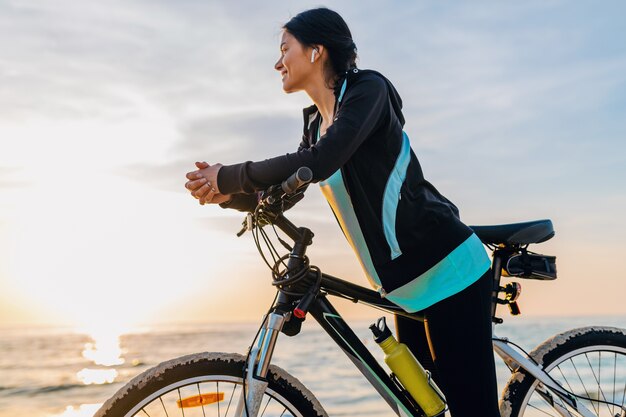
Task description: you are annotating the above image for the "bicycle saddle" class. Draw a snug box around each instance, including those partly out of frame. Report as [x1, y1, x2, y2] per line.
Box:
[469, 219, 554, 245]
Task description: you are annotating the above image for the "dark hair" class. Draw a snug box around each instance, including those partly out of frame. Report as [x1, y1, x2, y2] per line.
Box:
[283, 8, 358, 88]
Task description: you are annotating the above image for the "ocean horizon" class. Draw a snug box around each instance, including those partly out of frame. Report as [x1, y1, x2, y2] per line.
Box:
[1, 314, 624, 417]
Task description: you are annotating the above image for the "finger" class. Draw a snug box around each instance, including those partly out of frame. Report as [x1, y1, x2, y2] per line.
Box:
[201, 191, 227, 205]
[186, 171, 204, 180]
[186, 178, 208, 191]
[195, 161, 209, 169]
[199, 188, 216, 204]
[193, 183, 214, 199]
[186, 179, 207, 191]
[199, 186, 217, 204]
[192, 183, 210, 199]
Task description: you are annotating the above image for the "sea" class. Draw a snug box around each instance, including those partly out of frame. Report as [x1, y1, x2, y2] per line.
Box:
[1, 315, 624, 417]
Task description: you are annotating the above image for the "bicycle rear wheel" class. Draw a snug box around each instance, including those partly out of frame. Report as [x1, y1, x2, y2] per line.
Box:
[95, 352, 328, 417]
[500, 326, 626, 417]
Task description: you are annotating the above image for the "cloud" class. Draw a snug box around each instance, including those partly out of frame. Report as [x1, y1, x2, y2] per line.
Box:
[107, 0, 626, 242]
[0, 167, 28, 189]
[0, 0, 295, 122]
[117, 111, 303, 191]
[1, 0, 625, 324]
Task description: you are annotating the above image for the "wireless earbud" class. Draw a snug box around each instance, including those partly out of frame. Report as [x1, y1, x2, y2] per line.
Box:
[310, 49, 316, 63]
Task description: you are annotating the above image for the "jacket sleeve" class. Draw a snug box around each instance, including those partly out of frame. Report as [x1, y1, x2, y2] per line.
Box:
[217, 134, 311, 212]
[216, 75, 390, 194]
[218, 192, 260, 212]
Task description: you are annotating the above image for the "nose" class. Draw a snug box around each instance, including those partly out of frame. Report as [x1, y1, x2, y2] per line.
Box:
[274, 56, 283, 72]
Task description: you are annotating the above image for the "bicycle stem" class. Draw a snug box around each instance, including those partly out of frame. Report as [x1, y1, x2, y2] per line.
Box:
[269, 212, 306, 243]
[272, 213, 314, 307]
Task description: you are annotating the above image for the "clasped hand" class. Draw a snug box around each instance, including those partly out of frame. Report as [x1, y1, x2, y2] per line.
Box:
[185, 161, 231, 205]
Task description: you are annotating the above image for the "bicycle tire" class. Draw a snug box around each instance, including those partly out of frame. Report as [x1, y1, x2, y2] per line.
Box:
[500, 326, 626, 417]
[94, 351, 328, 417]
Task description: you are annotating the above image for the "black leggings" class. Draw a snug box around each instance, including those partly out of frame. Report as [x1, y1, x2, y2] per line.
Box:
[395, 270, 500, 417]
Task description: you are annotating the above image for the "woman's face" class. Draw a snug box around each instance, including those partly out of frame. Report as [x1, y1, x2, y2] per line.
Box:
[275, 30, 316, 93]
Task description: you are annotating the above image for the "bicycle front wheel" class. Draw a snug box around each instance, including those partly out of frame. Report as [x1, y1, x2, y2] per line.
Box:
[500, 326, 626, 417]
[95, 352, 328, 417]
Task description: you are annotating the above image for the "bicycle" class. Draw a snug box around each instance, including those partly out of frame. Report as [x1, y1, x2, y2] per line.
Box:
[96, 167, 626, 417]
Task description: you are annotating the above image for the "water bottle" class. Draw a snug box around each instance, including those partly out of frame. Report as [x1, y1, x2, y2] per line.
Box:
[370, 317, 446, 417]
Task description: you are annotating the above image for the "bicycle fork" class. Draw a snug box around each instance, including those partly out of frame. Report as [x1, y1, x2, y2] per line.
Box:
[235, 312, 286, 417]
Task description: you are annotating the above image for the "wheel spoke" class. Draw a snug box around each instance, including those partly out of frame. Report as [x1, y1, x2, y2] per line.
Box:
[554, 365, 590, 416]
[159, 397, 170, 417]
[95, 357, 319, 417]
[225, 381, 237, 417]
[546, 388, 578, 417]
[177, 388, 185, 417]
[196, 383, 207, 417]
[570, 357, 597, 414]
[557, 365, 576, 393]
[260, 396, 272, 417]
[502, 329, 626, 417]
[597, 352, 600, 409]
[613, 352, 617, 417]
[528, 402, 559, 416]
[584, 352, 612, 416]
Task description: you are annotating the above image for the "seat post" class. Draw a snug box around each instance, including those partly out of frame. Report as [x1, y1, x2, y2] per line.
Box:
[490, 251, 505, 326]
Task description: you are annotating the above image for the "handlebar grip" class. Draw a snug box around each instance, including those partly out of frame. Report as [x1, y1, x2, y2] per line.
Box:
[281, 167, 313, 194]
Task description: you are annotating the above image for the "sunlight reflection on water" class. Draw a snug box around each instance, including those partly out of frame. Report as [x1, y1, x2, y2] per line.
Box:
[76, 367, 118, 385]
[80, 327, 125, 367]
[49, 404, 101, 417]
[75, 324, 127, 386]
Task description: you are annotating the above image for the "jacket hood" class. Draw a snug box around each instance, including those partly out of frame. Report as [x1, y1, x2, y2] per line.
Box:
[303, 68, 405, 135]
[339, 68, 405, 126]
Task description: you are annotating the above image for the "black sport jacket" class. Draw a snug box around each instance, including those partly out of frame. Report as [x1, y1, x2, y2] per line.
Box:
[217, 69, 480, 299]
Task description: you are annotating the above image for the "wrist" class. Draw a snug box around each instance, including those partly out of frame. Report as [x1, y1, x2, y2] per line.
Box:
[216, 163, 241, 195]
[218, 194, 234, 208]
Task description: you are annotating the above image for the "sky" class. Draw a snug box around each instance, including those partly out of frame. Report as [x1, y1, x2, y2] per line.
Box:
[0, 0, 625, 330]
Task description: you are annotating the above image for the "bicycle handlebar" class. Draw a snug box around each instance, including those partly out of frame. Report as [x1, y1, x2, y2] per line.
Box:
[282, 167, 313, 194]
[236, 167, 313, 237]
[264, 167, 312, 205]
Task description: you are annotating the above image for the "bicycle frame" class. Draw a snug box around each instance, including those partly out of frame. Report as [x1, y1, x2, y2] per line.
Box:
[237, 210, 601, 417]
[310, 292, 425, 417]
[319, 270, 596, 417]
[240, 271, 603, 417]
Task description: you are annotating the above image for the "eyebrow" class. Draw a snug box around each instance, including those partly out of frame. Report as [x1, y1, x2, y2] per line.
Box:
[280, 42, 287, 48]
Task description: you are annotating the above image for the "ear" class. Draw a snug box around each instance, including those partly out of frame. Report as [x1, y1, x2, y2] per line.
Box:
[310, 45, 324, 63]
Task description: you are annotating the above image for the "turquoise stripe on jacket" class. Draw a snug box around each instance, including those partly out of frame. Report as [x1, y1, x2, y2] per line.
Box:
[384, 233, 491, 312]
[320, 166, 491, 312]
[382, 131, 411, 260]
[316, 104, 491, 312]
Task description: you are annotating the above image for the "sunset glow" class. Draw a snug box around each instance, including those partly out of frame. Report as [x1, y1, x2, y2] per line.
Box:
[1, 0, 625, 335]
[0, 3, 625, 417]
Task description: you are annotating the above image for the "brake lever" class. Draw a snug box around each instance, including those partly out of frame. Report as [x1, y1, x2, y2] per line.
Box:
[237, 167, 312, 237]
[236, 213, 255, 237]
[262, 184, 283, 205]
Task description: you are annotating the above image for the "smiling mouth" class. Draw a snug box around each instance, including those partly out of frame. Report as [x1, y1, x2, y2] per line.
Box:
[281, 71, 288, 79]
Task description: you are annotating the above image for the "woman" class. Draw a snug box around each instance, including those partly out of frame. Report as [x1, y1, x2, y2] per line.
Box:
[185, 8, 500, 417]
